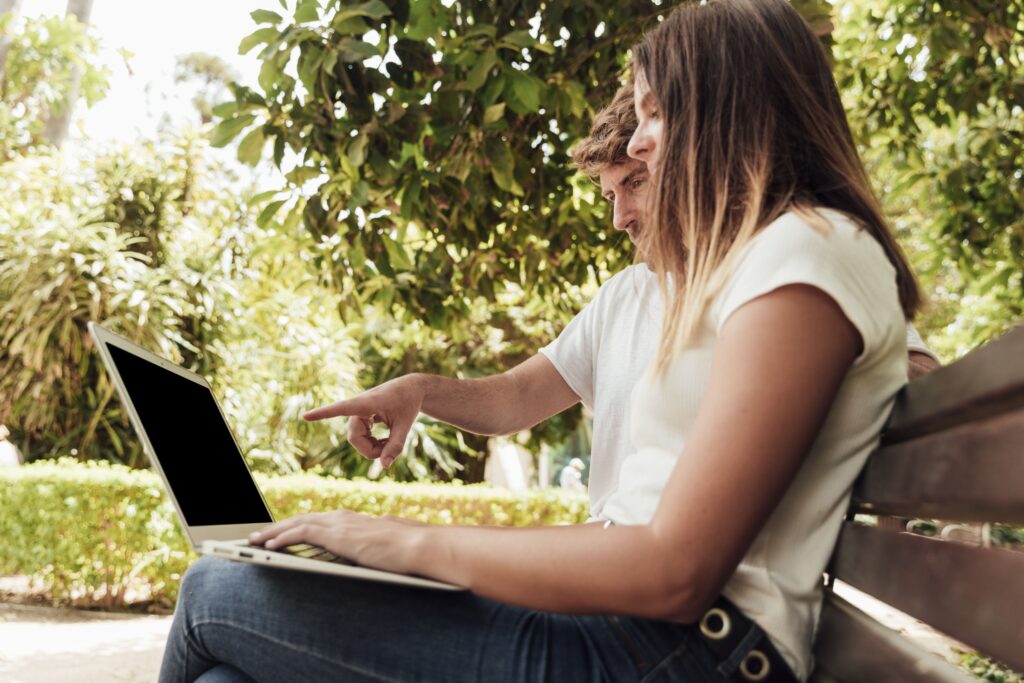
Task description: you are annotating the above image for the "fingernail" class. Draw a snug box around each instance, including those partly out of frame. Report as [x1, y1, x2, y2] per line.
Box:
[248, 532, 259, 542]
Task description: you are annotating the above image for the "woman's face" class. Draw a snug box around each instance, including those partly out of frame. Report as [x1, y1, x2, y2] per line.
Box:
[627, 73, 663, 177]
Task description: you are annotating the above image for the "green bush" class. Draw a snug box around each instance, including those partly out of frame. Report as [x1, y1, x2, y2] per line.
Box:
[957, 650, 1023, 683]
[0, 459, 588, 610]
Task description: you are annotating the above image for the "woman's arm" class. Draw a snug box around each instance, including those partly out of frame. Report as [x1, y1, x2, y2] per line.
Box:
[254, 285, 860, 622]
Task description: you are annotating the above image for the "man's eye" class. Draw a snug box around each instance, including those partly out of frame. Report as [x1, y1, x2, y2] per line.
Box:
[630, 178, 647, 189]
[649, 109, 660, 119]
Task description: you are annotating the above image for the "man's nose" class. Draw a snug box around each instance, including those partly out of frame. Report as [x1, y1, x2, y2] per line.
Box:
[613, 201, 636, 231]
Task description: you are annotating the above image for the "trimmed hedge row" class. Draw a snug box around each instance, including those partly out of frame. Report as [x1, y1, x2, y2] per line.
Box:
[0, 459, 589, 610]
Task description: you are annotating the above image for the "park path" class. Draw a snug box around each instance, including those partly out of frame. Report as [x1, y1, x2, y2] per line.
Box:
[0, 599, 172, 683]
[0, 578, 965, 682]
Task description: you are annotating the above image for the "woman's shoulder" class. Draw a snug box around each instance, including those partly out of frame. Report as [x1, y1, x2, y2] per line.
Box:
[712, 207, 904, 351]
[747, 208, 889, 264]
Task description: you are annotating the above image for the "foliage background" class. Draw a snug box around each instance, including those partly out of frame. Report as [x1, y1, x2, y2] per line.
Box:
[0, 459, 588, 609]
[0, 0, 1021, 482]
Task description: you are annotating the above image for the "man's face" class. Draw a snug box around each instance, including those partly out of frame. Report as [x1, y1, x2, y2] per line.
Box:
[598, 159, 650, 246]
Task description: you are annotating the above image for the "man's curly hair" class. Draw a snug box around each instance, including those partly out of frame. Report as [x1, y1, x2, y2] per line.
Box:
[571, 83, 638, 179]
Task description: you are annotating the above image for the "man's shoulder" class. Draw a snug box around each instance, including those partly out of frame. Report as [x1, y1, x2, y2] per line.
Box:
[593, 263, 655, 300]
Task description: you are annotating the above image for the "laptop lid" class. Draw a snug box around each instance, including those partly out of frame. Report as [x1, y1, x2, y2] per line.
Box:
[88, 322, 274, 550]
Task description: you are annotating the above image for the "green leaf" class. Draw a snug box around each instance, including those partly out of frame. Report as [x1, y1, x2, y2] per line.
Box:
[508, 71, 542, 114]
[483, 102, 505, 124]
[283, 200, 305, 233]
[257, 200, 287, 228]
[382, 234, 413, 270]
[348, 133, 369, 166]
[485, 139, 523, 196]
[351, 180, 369, 207]
[250, 190, 280, 205]
[211, 101, 238, 118]
[464, 48, 496, 91]
[250, 9, 283, 24]
[334, 0, 391, 24]
[238, 27, 278, 56]
[332, 15, 370, 35]
[500, 30, 535, 49]
[258, 57, 282, 93]
[273, 135, 286, 167]
[209, 114, 256, 147]
[297, 44, 323, 93]
[338, 38, 379, 62]
[287, 165, 322, 184]
[404, 0, 439, 41]
[295, 0, 320, 23]
[237, 126, 266, 166]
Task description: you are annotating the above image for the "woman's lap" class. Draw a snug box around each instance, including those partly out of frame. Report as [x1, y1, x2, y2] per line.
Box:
[160, 555, 724, 683]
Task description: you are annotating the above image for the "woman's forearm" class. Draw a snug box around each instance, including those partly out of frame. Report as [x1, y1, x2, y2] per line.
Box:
[410, 522, 702, 622]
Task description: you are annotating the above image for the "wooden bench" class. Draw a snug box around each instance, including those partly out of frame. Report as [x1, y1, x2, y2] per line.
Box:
[811, 325, 1024, 681]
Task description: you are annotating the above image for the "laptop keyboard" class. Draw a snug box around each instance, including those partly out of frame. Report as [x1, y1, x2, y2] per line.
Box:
[249, 542, 356, 566]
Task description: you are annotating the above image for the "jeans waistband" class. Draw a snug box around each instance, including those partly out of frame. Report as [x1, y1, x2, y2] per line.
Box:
[694, 596, 797, 683]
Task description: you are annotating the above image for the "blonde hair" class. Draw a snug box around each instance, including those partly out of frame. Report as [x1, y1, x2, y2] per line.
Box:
[633, 0, 922, 374]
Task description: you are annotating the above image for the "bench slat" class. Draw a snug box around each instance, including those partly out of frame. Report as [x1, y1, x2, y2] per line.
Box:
[812, 592, 973, 683]
[885, 324, 1024, 443]
[852, 409, 1024, 523]
[829, 522, 1024, 672]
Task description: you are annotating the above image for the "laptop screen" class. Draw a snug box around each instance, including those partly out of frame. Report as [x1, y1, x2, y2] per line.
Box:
[106, 345, 273, 526]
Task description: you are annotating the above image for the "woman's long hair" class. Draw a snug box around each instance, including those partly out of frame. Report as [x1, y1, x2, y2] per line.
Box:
[633, 0, 922, 374]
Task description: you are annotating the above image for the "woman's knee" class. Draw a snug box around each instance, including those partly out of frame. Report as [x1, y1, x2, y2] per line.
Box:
[177, 555, 252, 617]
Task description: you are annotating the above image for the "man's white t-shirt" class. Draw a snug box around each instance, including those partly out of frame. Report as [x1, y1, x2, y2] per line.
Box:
[540, 246, 933, 522]
[539, 211, 935, 680]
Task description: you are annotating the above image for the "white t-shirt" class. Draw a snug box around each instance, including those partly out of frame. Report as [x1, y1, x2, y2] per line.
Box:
[540, 247, 933, 523]
[540, 210, 930, 681]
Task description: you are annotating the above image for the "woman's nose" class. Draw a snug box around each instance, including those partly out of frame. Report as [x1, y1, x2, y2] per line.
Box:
[628, 126, 652, 162]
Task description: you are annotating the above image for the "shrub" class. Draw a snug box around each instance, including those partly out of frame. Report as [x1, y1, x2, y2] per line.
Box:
[0, 459, 588, 610]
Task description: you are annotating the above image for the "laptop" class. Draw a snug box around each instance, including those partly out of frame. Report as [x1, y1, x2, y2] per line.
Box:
[87, 321, 461, 592]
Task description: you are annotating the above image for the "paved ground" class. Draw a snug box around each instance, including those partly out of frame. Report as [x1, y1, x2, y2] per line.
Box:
[0, 600, 172, 683]
[0, 577, 967, 682]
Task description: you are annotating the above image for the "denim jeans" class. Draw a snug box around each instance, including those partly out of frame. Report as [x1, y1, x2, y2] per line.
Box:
[160, 555, 749, 682]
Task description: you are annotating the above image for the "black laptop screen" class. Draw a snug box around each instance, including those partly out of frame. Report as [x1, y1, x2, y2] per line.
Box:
[107, 345, 273, 526]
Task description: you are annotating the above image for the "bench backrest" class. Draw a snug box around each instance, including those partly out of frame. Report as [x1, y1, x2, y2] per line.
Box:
[811, 324, 1024, 682]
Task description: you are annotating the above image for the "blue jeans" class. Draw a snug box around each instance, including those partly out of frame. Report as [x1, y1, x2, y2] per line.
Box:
[160, 555, 744, 682]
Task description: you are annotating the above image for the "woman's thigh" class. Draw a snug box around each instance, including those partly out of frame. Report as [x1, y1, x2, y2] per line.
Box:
[161, 555, 720, 683]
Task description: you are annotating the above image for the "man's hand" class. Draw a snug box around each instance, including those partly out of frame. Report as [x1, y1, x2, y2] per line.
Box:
[304, 375, 426, 468]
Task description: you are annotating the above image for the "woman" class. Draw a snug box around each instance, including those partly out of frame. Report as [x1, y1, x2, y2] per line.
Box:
[160, 1, 920, 681]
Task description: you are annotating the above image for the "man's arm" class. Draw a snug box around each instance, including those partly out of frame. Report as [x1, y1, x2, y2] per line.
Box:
[303, 355, 579, 467]
[908, 351, 940, 381]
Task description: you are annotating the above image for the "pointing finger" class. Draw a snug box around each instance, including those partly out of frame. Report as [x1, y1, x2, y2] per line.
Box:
[304, 396, 374, 421]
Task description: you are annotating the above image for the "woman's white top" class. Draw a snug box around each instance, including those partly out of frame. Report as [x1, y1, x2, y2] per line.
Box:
[599, 209, 909, 681]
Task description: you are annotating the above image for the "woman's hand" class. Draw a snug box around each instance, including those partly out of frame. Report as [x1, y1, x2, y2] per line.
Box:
[248, 511, 430, 576]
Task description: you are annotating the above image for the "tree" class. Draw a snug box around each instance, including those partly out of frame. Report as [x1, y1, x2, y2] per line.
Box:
[833, 0, 1023, 358]
[0, 0, 24, 82]
[0, 9, 108, 160]
[212, 0, 833, 480]
[41, 0, 95, 147]
[174, 52, 239, 125]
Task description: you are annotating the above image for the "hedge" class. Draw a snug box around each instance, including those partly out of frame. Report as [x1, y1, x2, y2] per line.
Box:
[0, 458, 589, 610]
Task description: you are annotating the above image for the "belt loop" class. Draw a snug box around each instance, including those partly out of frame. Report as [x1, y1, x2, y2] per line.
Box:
[716, 621, 761, 678]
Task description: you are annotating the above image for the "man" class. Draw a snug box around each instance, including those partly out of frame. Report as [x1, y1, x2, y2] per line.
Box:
[303, 85, 940, 519]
